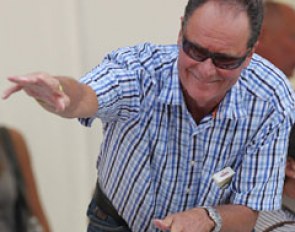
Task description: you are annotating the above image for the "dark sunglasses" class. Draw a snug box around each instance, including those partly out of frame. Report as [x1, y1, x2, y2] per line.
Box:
[182, 36, 250, 70]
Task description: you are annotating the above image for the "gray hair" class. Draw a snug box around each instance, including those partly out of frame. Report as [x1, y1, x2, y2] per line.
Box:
[182, 0, 264, 48]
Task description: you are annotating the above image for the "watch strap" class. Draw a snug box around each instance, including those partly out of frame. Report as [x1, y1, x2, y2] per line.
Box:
[202, 206, 222, 232]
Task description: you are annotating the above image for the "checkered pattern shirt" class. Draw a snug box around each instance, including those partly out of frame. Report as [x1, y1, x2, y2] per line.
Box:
[79, 43, 295, 232]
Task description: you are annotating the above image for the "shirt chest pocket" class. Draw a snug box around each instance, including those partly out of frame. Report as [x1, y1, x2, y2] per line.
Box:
[200, 179, 234, 205]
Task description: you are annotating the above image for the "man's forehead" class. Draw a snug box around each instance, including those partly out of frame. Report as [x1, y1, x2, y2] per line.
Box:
[184, 2, 250, 45]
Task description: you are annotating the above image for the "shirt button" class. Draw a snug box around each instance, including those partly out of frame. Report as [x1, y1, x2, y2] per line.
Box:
[186, 187, 191, 194]
[190, 160, 195, 166]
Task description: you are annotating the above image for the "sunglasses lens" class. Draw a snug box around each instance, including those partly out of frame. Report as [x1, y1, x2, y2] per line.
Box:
[213, 56, 245, 70]
[183, 39, 207, 62]
[182, 36, 248, 70]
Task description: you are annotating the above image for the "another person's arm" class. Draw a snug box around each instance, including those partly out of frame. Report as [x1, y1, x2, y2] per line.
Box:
[2, 72, 98, 118]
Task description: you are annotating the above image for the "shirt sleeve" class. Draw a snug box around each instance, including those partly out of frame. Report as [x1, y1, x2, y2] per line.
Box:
[231, 111, 293, 211]
[78, 49, 143, 127]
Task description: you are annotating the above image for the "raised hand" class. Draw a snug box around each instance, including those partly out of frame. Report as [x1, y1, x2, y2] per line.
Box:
[2, 72, 70, 113]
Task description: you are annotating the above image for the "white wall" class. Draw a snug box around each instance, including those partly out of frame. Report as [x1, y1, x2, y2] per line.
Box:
[2, 1, 292, 231]
[272, 0, 295, 8]
[0, 1, 185, 231]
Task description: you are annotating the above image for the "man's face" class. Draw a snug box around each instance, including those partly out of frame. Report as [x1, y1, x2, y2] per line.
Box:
[177, 1, 254, 109]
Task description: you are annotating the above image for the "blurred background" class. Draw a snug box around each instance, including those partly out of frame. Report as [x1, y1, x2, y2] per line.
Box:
[0, 0, 294, 231]
[0, 1, 186, 231]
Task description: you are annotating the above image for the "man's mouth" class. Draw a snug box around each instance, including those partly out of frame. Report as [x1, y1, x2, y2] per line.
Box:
[190, 71, 220, 84]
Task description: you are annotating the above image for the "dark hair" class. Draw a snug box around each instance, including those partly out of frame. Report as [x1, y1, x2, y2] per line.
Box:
[182, 0, 264, 48]
[288, 124, 295, 160]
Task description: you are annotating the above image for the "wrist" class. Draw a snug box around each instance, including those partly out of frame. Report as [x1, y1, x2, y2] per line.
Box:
[202, 206, 222, 232]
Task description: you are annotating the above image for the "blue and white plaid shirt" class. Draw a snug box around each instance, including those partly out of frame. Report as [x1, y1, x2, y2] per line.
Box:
[79, 43, 295, 232]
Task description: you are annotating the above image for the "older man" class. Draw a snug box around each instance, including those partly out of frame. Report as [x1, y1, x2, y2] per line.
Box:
[3, 0, 295, 231]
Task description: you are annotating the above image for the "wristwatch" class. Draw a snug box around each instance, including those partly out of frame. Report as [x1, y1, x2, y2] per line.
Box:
[202, 206, 222, 232]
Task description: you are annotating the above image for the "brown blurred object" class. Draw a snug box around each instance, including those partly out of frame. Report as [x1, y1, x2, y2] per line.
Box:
[0, 127, 51, 232]
[256, 1, 295, 77]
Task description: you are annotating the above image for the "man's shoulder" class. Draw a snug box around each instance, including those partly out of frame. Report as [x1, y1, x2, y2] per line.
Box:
[239, 54, 295, 111]
[103, 43, 178, 75]
[111, 43, 178, 61]
[243, 53, 288, 84]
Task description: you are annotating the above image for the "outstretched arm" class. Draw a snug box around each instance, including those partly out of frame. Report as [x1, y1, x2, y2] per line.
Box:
[2, 72, 98, 118]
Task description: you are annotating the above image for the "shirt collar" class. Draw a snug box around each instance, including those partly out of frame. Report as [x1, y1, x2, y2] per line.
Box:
[217, 80, 247, 119]
[158, 58, 184, 106]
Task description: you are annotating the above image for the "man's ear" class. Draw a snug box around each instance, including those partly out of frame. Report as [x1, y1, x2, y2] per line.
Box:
[177, 30, 182, 45]
[242, 41, 259, 68]
[285, 157, 295, 179]
[250, 41, 259, 56]
[177, 16, 184, 45]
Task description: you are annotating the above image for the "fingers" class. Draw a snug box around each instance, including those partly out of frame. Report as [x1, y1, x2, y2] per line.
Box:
[2, 84, 23, 99]
[32, 81, 69, 112]
[7, 74, 51, 92]
[8, 75, 37, 84]
[3, 73, 70, 113]
[153, 208, 209, 232]
[153, 216, 173, 231]
[54, 94, 70, 112]
[153, 219, 170, 231]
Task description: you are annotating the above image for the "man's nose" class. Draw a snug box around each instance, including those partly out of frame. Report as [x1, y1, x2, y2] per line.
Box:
[197, 58, 217, 78]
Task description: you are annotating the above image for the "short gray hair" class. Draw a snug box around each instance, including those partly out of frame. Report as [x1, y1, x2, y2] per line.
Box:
[182, 0, 264, 48]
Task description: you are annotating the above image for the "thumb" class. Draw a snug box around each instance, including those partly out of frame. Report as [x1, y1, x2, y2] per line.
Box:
[2, 84, 22, 100]
[153, 217, 173, 231]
